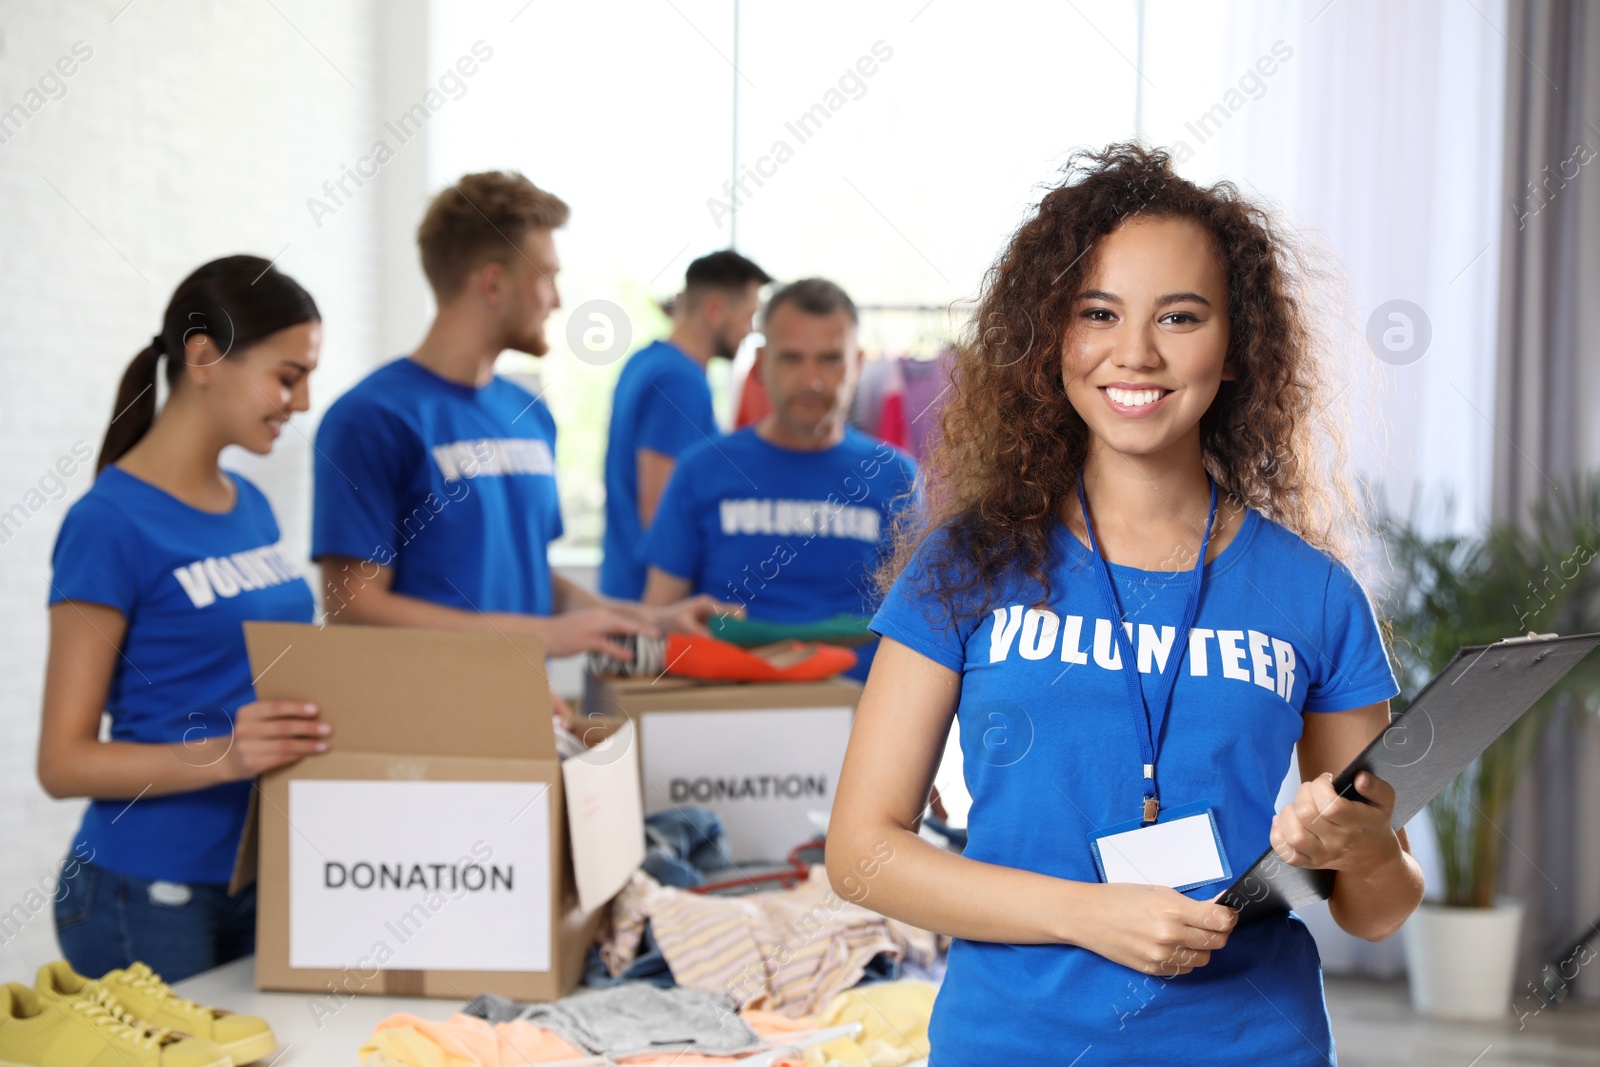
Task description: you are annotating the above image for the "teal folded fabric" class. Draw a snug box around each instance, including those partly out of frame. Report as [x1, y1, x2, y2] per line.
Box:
[709, 613, 875, 648]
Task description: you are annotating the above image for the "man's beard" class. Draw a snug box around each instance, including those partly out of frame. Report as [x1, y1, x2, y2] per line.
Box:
[712, 327, 740, 361]
[778, 396, 837, 437]
[504, 324, 549, 358]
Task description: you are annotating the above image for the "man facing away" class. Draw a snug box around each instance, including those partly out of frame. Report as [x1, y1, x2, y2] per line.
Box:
[598, 250, 772, 600]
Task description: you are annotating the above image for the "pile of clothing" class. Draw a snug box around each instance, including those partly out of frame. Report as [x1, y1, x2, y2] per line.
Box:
[358, 775, 947, 1065]
[594, 871, 941, 1017]
[360, 979, 938, 1067]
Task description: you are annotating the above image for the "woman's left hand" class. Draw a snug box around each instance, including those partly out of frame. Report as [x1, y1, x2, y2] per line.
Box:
[1270, 770, 1401, 872]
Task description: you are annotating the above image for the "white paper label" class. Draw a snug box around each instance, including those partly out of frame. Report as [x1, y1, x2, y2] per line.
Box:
[561, 720, 645, 914]
[287, 780, 551, 971]
[641, 706, 854, 863]
[1095, 811, 1226, 889]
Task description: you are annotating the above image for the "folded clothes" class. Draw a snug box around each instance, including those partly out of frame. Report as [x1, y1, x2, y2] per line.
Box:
[588, 634, 857, 683]
[463, 984, 763, 1060]
[586, 632, 667, 678]
[663, 635, 858, 683]
[708, 614, 875, 649]
[599, 871, 940, 1018]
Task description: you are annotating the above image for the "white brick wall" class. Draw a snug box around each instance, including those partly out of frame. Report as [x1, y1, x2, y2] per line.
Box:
[0, 0, 399, 972]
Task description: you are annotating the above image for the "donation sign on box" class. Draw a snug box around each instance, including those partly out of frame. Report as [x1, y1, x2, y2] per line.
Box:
[640, 705, 855, 862]
[287, 780, 552, 972]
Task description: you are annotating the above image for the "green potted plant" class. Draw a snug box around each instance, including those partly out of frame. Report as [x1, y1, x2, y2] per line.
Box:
[1379, 478, 1600, 1019]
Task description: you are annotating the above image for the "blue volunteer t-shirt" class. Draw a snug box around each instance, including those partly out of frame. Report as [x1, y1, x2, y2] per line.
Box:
[600, 340, 717, 599]
[871, 509, 1399, 1066]
[313, 357, 563, 616]
[645, 427, 917, 681]
[49, 469, 315, 884]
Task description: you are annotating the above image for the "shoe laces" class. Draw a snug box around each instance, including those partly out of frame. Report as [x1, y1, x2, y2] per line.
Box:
[71, 988, 165, 1052]
[120, 964, 211, 1022]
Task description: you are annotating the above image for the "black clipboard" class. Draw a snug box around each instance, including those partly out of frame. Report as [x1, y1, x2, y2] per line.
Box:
[1217, 632, 1600, 923]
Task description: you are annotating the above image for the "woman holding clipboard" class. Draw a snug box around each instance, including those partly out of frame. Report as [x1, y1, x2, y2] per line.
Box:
[827, 144, 1424, 1065]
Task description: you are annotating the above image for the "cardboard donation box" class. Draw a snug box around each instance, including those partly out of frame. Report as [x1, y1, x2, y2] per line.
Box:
[234, 622, 643, 1000]
[583, 673, 861, 864]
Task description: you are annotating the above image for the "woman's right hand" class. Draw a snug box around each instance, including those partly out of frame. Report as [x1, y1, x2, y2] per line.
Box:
[1071, 883, 1237, 975]
[226, 700, 329, 779]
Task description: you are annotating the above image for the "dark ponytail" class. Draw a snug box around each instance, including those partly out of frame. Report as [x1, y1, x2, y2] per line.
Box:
[98, 255, 321, 473]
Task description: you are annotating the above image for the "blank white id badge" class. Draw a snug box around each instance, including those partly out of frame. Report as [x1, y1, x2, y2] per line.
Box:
[1087, 802, 1232, 893]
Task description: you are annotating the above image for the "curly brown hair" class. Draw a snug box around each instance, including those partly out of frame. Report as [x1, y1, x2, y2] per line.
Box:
[883, 142, 1360, 623]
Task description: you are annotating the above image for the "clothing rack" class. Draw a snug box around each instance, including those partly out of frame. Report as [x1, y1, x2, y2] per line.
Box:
[855, 303, 966, 313]
[855, 302, 967, 362]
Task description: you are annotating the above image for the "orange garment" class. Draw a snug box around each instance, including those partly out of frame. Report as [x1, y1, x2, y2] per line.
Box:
[360, 1013, 586, 1067]
[494, 1020, 592, 1065]
[665, 633, 857, 683]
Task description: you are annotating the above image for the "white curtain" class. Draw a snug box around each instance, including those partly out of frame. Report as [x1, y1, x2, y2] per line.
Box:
[1145, 0, 1509, 976]
[1494, 0, 1600, 999]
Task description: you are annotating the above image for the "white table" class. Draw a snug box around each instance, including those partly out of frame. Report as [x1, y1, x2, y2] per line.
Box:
[173, 957, 445, 1067]
[173, 958, 931, 1067]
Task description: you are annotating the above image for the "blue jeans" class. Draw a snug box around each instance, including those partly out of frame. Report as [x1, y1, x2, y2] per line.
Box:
[642, 808, 728, 888]
[54, 860, 256, 982]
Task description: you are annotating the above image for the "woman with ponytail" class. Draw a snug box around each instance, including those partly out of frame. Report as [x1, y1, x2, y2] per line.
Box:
[38, 255, 326, 980]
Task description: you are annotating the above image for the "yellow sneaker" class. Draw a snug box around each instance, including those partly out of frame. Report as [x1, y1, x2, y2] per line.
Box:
[93, 965, 275, 1067]
[1, 981, 230, 1067]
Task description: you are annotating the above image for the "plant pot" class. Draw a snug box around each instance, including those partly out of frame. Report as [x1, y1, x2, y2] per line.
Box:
[1402, 899, 1524, 1019]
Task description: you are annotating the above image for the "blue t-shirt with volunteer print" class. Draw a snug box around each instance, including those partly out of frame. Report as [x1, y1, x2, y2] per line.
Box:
[643, 427, 918, 681]
[313, 357, 563, 617]
[600, 340, 718, 599]
[49, 468, 315, 885]
[871, 509, 1399, 1067]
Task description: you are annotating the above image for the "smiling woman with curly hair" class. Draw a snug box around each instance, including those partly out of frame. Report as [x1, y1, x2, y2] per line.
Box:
[827, 143, 1423, 1066]
[899, 141, 1360, 618]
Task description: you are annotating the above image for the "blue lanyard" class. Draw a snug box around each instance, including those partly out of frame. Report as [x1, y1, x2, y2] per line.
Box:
[1075, 478, 1217, 824]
